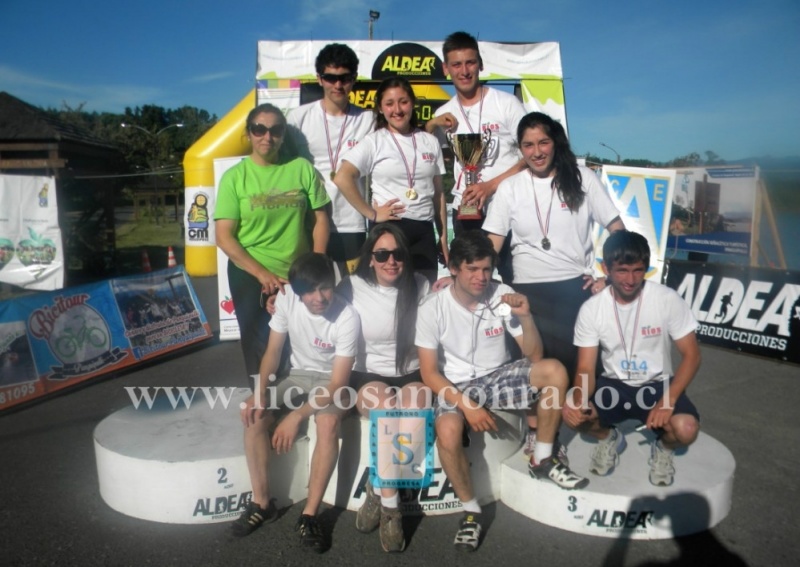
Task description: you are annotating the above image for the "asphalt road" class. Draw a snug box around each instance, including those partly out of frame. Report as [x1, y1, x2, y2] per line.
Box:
[1, 274, 798, 566]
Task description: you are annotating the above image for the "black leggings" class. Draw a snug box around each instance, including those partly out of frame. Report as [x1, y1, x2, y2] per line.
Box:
[514, 276, 591, 376]
[227, 260, 272, 377]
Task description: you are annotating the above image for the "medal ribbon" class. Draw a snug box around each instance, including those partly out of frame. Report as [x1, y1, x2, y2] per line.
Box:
[321, 101, 349, 177]
[456, 86, 484, 134]
[531, 172, 556, 246]
[611, 286, 643, 380]
[388, 129, 417, 192]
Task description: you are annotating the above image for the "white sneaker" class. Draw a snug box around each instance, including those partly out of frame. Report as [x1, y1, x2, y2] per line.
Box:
[590, 427, 626, 476]
[648, 440, 675, 486]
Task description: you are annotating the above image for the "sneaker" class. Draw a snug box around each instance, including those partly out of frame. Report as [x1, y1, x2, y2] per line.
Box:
[295, 514, 327, 553]
[529, 455, 589, 490]
[355, 486, 381, 533]
[379, 506, 405, 553]
[230, 500, 277, 537]
[453, 512, 482, 552]
[523, 429, 570, 466]
[590, 427, 627, 476]
[649, 440, 676, 486]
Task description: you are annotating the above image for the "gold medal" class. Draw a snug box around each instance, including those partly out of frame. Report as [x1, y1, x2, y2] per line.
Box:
[406, 188, 418, 200]
[329, 170, 336, 181]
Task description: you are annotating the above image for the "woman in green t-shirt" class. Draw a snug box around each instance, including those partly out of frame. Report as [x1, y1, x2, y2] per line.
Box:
[215, 103, 331, 380]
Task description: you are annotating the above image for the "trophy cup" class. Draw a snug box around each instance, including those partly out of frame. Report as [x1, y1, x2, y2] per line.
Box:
[447, 129, 492, 220]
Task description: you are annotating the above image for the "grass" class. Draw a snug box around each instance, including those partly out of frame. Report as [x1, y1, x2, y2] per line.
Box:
[116, 218, 183, 249]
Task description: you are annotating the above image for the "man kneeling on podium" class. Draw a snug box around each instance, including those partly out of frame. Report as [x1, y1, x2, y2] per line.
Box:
[233, 253, 360, 552]
[563, 230, 701, 487]
[416, 231, 587, 553]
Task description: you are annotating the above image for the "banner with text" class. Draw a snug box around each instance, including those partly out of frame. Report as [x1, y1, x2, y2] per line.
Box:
[0, 174, 64, 290]
[665, 260, 800, 364]
[0, 266, 212, 411]
[666, 167, 758, 257]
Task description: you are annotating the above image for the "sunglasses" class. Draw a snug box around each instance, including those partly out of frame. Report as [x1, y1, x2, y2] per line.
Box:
[372, 249, 405, 263]
[320, 72, 355, 85]
[248, 123, 285, 137]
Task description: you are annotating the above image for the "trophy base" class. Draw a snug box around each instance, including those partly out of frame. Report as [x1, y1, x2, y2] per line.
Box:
[456, 203, 483, 221]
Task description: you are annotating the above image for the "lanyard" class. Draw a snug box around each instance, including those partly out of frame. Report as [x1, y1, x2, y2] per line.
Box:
[531, 172, 557, 250]
[321, 101, 349, 180]
[456, 86, 484, 134]
[388, 129, 418, 197]
[611, 287, 643, 379]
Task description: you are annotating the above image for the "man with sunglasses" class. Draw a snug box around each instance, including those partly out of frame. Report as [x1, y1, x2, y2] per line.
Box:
[288, 44, 375, 275]
[415, 230, 587, 552]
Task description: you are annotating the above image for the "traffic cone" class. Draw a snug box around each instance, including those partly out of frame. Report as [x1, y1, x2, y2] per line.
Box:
[167, 246, 177, 268]
[141, 249, 152, 273]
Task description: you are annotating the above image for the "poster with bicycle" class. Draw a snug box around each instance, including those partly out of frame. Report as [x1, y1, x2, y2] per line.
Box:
[0, 266, 212, 412]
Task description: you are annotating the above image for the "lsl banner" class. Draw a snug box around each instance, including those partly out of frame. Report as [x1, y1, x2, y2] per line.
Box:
[0, 266, 212, 412]
[665, 260, 800, 364]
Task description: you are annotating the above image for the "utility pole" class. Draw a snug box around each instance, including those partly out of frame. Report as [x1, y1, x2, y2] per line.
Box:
[368, 10, 380, 39]
[599, 142, 621, 164]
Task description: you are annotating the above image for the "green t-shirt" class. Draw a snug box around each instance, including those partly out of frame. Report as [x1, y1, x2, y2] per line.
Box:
[215, 156, 330, 278]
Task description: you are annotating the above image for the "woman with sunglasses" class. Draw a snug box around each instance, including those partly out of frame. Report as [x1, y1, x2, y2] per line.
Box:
[336, 223, 431, 552]
[334, 77, 448, 283]
[215, 103, 331, 382]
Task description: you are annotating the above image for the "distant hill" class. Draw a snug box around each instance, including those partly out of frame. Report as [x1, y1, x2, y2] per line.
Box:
[728, 155, 800, 170]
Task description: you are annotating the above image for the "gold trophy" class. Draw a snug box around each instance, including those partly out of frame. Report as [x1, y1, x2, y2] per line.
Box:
[447, 129, 492, 220]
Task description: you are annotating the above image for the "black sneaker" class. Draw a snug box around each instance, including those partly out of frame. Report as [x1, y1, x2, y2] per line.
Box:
[295, 514, 327, 553]
[230, 500, 277, 537]
[453, 512, 482, 552]
[529, 455, 589, 490]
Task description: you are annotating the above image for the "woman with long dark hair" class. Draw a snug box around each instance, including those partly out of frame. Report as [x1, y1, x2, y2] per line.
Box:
[483, 111, 624, 453]
[336, 223, 431, 552]
[334, 77, 448, 283]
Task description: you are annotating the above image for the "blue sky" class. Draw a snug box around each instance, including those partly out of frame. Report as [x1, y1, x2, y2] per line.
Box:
[2, 0, 798, 163]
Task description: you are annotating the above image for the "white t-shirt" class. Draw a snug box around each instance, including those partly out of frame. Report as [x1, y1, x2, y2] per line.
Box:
[573, 281, 698, 386]
[338, 273, 431, 376]
[483, 166, 620, 283]
[433, 87, 526, 208]
[288, 102, 375, 233]
[341, 128, 445, 222]
[415, 282, 523, 385]
[270, 285, 361, 373]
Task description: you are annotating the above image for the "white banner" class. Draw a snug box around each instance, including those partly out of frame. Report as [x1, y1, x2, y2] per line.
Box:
[256, 40, 566, 125]
[213, 157, 246, 341]
[0, 174, 64, 290]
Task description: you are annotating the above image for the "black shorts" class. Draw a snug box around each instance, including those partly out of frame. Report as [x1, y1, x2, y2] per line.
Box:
[349, 369, 423, 392]
[592, 375, 700, 429]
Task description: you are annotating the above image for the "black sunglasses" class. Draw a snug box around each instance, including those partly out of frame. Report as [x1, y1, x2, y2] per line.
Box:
[248, 123, 286, 137]
[372, 249, 405, 263]
[320, 72, 355, 84]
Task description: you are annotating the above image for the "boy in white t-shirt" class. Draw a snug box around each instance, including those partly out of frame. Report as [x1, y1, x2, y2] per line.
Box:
[563, 230, 701, 487]
[287, 43, 375, 274]
[233, 253, 360, 553]
[416, 231, 587, 553]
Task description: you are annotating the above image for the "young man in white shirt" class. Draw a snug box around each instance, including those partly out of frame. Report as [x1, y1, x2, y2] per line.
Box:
[233, 253, 360, 553]
[563, 230, 701, 487]
[288, 43, 375, 274]
[425, 31, 527, 236]
[416, 231, 587, 552]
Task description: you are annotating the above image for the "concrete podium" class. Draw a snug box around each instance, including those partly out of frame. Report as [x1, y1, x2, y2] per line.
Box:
[93, 388, 309, 524]
[500, 421, 735, 539]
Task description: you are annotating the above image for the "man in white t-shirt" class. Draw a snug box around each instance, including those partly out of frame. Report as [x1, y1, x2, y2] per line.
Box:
[563, 230, 701, 487]
[232, 253, 360, 553]
[416, 231, 587, 552]
[288, 43, 375, 274]
[425, 31, 527, 237]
